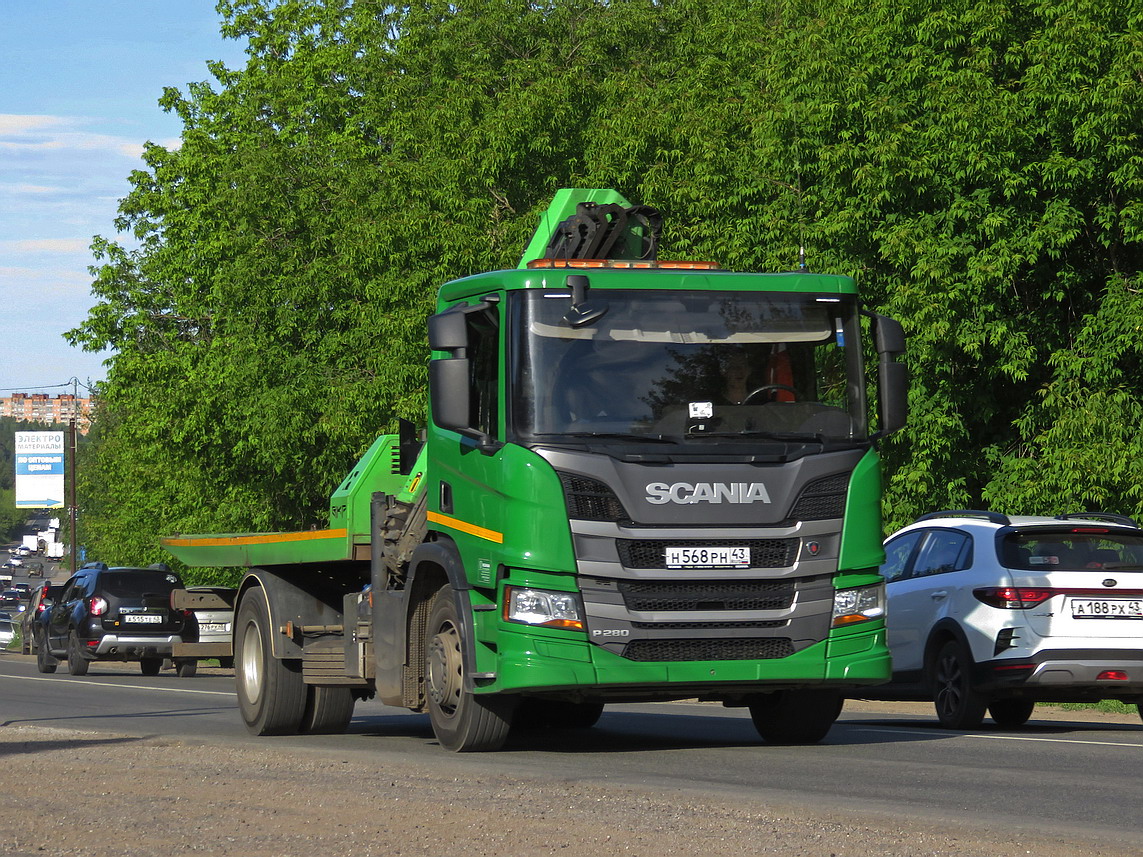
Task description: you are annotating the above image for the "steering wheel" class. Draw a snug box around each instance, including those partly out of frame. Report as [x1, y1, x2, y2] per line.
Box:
[741, 384, 798, 405]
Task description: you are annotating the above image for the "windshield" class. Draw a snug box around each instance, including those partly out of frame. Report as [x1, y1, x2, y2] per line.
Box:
[509, 288, 867, 447]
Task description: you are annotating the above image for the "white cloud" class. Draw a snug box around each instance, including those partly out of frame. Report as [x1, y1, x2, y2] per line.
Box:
[0, 183, 61, 195]
[0, 112, 175, 159]
[0, 114, 70, 134]
[1, 238, 92, 254]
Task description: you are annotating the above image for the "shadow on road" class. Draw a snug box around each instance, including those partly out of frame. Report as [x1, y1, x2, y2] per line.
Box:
[349, 707, 970, 753]
[0, 734, 146, 758]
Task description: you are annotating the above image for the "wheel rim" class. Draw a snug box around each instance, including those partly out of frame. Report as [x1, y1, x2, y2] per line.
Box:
[239, 618, 263, 705]
[934, 651, 964, 719]
[426, 620, 462, 717]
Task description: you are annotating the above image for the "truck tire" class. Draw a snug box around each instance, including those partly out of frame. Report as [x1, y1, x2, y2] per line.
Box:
[748, 690, 843, 744]
[424, 586, 515, 752]
[67, 630, 89, 676]
[174, 659, 198, 678]
[301, 686, 355, 734]
[140, 657, 163, 676]
[235, 592, 306, 735]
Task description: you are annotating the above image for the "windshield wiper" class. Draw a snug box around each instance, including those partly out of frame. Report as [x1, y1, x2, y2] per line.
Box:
[537, 432, 680, 444]
[686, 429, 830, 443]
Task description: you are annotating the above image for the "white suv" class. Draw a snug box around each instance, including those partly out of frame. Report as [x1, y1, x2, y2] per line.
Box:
[870, 510, 1143, 729]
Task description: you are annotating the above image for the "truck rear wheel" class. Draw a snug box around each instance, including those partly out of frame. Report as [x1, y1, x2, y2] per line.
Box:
[748, 690, 843, 744]
[424, 586, 515, 752]
[235, 592, 306, 735]
[301, 686, 355, 734]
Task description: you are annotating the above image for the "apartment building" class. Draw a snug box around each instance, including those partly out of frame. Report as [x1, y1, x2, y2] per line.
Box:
[1, 393, 93, 433]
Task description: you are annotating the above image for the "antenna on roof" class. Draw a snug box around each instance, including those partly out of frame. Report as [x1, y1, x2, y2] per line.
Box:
[797, 245, 808, 271]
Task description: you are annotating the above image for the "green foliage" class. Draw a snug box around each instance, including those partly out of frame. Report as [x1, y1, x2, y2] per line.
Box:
[70, 0, 1143, 562]
[1055, 699, 1139, 716]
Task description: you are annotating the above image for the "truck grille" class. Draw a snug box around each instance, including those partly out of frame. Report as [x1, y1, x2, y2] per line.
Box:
[617, 579, 794, 612]
[616, 538, 797, 569]
[789, 473, 848, 521]
[622, 638, 795, 662]
[559, 472, 629, 521]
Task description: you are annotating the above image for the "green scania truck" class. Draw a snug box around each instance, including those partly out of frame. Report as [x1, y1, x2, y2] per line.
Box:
[163, 189, 908, 751]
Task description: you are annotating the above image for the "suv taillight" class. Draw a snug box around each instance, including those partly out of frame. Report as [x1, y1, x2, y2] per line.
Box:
[974, 587, 1056, 609]
[88, 596, 109, 616]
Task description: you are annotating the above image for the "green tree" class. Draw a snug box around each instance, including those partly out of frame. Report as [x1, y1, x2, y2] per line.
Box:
[70, 0, 1143, 565]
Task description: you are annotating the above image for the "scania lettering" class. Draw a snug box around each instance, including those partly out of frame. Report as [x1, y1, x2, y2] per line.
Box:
[645, 482, 772, 505]
[162, 189, 908, 751]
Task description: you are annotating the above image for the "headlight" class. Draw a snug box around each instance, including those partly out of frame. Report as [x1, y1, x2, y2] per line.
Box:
[832, 583, 885, 627]
[503, 586, 584, 631]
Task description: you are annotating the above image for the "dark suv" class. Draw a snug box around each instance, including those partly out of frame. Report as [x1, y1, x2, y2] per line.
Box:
[41, 563, 189, 676]
[24, 581, 63, 660]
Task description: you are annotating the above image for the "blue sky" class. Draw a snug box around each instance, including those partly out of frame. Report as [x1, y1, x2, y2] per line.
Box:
[0, 1, 249, 395]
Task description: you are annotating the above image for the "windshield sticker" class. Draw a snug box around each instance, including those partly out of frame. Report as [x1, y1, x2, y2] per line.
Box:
[689, 401, 714, 419]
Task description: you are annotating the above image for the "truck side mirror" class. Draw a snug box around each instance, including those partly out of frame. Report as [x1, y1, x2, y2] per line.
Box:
[427, 306, 473, 435]
[427, 299, 500, 450]
[871, 314, 908, 437]
[429, 357, 471, 434]
[428, 309, 468, 352]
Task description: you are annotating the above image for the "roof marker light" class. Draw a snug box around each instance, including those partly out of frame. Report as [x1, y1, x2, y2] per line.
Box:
[528, 258, 720, 270]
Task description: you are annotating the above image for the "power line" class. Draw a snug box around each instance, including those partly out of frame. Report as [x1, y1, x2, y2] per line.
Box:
[0, 379, 98, 394]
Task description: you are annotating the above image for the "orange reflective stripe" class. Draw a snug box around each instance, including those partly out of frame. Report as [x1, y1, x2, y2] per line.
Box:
[426, 510, 504, 544]
[162, 528, 348, 548]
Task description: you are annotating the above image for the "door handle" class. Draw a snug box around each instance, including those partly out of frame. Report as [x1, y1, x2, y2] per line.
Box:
[930, 591, 948, 599]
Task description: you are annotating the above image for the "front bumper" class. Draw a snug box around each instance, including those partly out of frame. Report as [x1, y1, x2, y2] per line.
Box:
[476, 622, 889, 700]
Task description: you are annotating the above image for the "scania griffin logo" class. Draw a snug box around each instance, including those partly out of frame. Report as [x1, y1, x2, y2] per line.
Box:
[645, 482, 772, 505]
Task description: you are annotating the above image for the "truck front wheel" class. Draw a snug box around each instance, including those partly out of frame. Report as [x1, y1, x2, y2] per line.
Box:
[235, 592, 306, 735]
[424, 586, 514, 752]
[748, 690, 843, 744]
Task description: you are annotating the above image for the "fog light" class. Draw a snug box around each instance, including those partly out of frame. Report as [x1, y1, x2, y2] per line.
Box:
[1097, 670, 1128, 681]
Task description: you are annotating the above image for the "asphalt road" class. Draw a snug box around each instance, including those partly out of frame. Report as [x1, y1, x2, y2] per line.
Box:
[1, 652, 1141, 851]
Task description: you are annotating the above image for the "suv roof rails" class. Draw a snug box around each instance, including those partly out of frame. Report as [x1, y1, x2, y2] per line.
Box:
[1056, 512, 1140, 528]
[914, 509, 1012, 526]
[79, 561, 108, 572]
